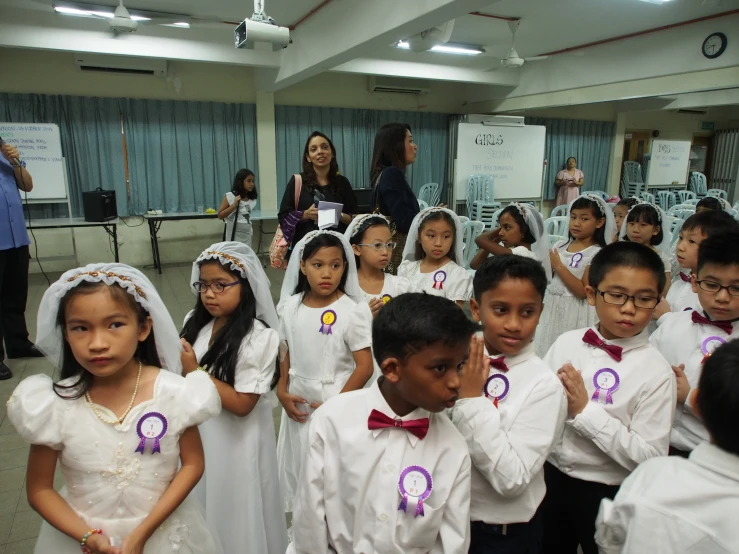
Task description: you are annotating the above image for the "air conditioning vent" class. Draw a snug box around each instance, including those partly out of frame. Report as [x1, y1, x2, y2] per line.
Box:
[74, 54, 167, 77]
[368, 76, 430, 95]
[676, 109, 707, 115]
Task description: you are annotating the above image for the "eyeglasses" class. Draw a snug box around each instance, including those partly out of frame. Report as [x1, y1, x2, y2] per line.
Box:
[356, 242, 397, 251]
[193, 281, 240, 294]
[695, 280, 739, 297]
[595, 289, 660, 309]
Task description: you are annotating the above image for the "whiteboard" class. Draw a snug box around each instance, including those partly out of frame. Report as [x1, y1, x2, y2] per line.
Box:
[645, 140, 691, 185]
[455, 123, 546, 201]
[0, 123, 67, 200]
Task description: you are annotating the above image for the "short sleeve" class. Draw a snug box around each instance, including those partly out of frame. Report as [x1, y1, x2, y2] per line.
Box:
[510, 246, 537, 260]
[397, 260, 414, 279]
[345, 302, 373, 352]
[177, 371, 222, 428]
[394, 275, 411, 295]
[445, 264, 473, 302]
[234, 325, 279, 395]
[6, 375, 64, 450]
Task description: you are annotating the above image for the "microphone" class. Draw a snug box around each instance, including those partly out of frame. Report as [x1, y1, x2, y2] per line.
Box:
[0, 136, 22, 166]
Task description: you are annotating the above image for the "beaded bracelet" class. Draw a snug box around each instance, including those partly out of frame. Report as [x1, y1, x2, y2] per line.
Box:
[81, 528, 103, 553]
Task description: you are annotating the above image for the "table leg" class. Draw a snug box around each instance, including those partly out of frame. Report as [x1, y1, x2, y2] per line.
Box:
[153, 221, 163, 274]
[148, 220, 157, 271]
[112, 224, 120, 262]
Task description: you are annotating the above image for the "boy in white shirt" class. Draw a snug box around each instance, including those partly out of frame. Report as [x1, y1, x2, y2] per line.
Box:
[288, 293, 478, 554]
[653, 210, 738, 322]
[651, 231, 739, 457]
[596, 340, 739, 553]
[541, 242, 676, 554]
[448, 255, 566, 553]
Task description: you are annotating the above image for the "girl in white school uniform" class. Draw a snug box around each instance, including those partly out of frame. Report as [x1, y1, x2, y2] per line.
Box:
[345, 213, 410, 318]
[276, 230, 374, 512]
[6, 264, 222, 554]
[536, 194, 616, 357]
[180, 242, 288, 554]
[398, 207, 473, 307]
[217, 169, 258, 248]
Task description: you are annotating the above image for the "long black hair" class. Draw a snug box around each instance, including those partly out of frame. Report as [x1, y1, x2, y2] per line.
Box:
[499, 205, 535, 245]
[568, 196, 608, 247]
[181, 260, 279, 389]
[349, 215, 391, 268]
[370, 123, 411, 185]
[53, 282, 160, 400]
[624, 204, 663, 246]
[232, 168, 257, 200]
[295, 233, 349, 296]
[302, 131, 342, 194]
[414, 210, 459, 263]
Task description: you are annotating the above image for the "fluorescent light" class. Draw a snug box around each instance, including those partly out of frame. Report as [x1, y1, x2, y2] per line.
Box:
[162, 21, 190, 28]
[396, 40, 483, 55]
[130, 15, 151, 21]
[88, 10, 114, 18]
[55, 6, 94, 16]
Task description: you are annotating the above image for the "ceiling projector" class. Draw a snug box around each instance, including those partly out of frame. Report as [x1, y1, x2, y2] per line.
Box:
[235, 0, 291, 50]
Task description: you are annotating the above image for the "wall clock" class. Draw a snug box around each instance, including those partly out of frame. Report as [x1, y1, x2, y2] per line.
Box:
[702, 32, 727, 59]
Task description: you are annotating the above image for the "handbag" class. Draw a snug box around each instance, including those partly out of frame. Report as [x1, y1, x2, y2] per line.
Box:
[269, 174, 302, 270]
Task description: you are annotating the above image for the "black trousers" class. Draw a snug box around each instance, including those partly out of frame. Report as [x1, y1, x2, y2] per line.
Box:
[0, 245, 33, 361]
[541, 462, 620, 554]
[469, 506, 543, 554]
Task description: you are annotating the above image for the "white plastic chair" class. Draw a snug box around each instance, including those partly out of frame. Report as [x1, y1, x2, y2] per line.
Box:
[550, 204, 569, 218]
[689, 172, 707, 198]
[418, 182, 441, 207]
[707, 188, 728, 200]
[462, 220, 485, 269]
[639, 192, 655, 204]
[683, 199, 700, 206]
[677, 190, 697, 204]
[470, 202, 503, 230]
[466, 175, 495, 217]
[589, 190, 610, 201]
[657, 191, 676, 210]
[670, 219, 684, 247]
[457, 216, 470, 225]
[549, 235, 566, 247]
[544, 216, 569, 237]
[668, 208, 694, 221]
[418, 199, 429, 210]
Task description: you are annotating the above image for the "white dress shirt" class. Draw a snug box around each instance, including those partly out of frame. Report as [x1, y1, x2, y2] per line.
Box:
[656, 277, 699, 326]
[650, 310, 738, 451]
[544, 327, 676, 485]
[288, 379, 472, 554]
[596, 442, 739, 553]
[448, 343, 567, 524]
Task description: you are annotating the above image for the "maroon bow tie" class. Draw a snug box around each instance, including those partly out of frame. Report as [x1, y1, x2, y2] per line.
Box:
[679, 272, 691, 283]
[691, 311, 733, 334]
[582, 329, 623, 362]
[368, 409, 429, 440]
[489, 356, 509, 372]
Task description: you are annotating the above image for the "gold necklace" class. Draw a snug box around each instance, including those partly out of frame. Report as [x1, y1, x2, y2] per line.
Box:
[86, 361, 143, 425]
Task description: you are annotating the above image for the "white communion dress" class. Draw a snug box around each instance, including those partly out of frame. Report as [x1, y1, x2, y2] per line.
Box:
[6, 370, 223, 554]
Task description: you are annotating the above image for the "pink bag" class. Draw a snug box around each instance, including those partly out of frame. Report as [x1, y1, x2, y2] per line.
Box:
[269, 174, 302, 270]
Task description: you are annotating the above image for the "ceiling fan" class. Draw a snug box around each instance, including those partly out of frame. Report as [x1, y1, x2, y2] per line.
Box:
[53, 0, 192, 34]
[485, 20, 549, 70]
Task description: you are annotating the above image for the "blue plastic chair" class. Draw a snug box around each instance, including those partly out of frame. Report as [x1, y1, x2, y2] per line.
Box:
[689, 172, 707, 198]
[418, 182, 441, 207]
[657, 191, 676, 210]
[706, 189, 728, 200]
[639, 192, 655, 204]
[550, 204, 569, 218]
[677, 190, 696, 204]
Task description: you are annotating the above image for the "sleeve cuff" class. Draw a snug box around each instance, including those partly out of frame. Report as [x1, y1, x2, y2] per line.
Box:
[569, 401, 609, 439]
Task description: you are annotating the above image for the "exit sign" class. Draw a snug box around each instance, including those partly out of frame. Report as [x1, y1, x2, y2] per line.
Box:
[702, 121, 716, 130]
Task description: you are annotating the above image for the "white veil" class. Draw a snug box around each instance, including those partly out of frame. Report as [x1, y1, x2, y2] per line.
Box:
[570, 193, 617, 245]
[618, 200, 672, 254]
[401, 207, 465, 264]
[279, 230, 362, 307]
[344, 213, 390, 240]
[509, 202, 553, 280]
[35, 263, 184, 374]
[191, 241, 279, 331]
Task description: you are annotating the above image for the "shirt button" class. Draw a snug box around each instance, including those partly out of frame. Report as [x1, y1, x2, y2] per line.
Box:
[378, 513, 388, 522]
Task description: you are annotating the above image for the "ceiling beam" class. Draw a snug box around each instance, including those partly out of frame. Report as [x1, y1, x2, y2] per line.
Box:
[268, 0, 501, 91]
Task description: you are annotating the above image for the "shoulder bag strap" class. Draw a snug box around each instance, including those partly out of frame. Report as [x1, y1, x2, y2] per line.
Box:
[294, 174, 303, 209]
[372, 170, 384, 214]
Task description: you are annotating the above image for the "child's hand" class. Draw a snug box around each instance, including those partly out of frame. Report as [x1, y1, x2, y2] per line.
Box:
[672, 364, 690, 404]
[652, 298, 670, 320]
[549, 249, 563, 271]
[309, 401, 323, 410]
[179, 338, 199, 374]
[277, 390, 309, 423]
[85, 533, 121, 554]
[119, 531, 145, 554]
[368, 298, 384, 318]
[687, 387, 699, 410]
[459, 335, 488, 400]
[558, 363, 589, 417]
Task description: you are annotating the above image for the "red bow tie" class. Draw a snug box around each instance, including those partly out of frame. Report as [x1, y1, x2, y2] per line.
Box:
[691, 311, 733, 334]
[489, 356, 509, 372]
[368, 409, 429, 440]
[679, 272, 691, 283]
[582, 329, 623, 362]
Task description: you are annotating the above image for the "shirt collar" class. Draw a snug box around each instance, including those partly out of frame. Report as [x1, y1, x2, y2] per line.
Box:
[591, 324, 649, 354]
[690, 442, 739, 484]
[368, 378, 430, 447]
[484, 341, 537, 370]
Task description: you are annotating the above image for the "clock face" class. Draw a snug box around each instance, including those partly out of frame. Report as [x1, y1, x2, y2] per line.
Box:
[702, 33, 727, 59]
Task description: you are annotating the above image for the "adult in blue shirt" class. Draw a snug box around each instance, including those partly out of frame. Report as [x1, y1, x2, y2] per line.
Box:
[0, 140, 42, 380]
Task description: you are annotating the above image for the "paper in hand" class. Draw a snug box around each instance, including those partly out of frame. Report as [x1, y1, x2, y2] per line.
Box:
[317, 201, 343, 230]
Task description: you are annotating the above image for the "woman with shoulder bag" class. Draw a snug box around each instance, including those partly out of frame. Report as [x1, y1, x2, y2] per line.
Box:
[369, 123, 419, 274]
[277, 131, 357, 260]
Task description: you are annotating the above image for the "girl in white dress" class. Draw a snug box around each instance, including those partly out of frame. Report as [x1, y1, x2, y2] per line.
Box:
[217, 168, 258, 247]
[469, 202, 552, 277]
[179, 242, 288, 554]
[6, 263, 222, 554]
[398, 207, 473, 307]
[536, 194, 616, 357]
[345, 213, 410, 318]
[276, 230, 374, 512]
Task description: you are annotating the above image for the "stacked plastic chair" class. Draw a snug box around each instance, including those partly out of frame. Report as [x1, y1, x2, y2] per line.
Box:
[466, 174, 501, 230]
[461, 220, 485, 269]
[656, 190, 676, 211]
[677, 190, 697, 204]
[621, 161, 644, 199]
[639, 191, 656, 204]
[689, 172, 707, 198]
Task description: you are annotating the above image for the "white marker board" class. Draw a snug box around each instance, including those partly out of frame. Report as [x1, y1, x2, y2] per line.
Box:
[0, 123, 67, 200]
[455, 123, 546, 201]
[646, 140, 691, 185]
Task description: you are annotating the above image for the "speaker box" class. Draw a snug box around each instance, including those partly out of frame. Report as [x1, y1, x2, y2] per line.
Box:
[82, 189, 118, 222]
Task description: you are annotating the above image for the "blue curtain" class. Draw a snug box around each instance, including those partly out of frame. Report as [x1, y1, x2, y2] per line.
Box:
[275, 105, 449, 203]
[525, 117, 615, 200]
[0, 93, 126, 218]
[122, 100, 258, 215]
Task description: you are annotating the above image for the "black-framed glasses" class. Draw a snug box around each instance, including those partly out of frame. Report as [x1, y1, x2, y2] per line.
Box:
[193, 281, 240, 294]
[356, 242, 397, 251]
[595, 289, 660, 309]
[695, 280, 739, 297]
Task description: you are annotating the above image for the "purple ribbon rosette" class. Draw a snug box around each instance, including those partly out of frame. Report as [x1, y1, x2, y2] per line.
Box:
[591, 368, 620, 405]
[432, 270, 446, 290]
[319, 310, 337, 335]
[484, 374, 510, 407]
[398, 465, 433, 518]
[569, 252, 584, 268]
[134, 412, 168, 455]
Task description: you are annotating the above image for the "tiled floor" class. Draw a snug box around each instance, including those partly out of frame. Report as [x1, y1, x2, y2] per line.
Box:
[0, 262, 287, 552]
